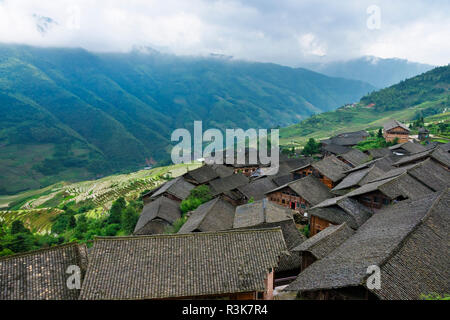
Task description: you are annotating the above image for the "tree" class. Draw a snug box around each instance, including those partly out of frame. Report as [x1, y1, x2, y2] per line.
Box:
[74, 215, 88, 240]
[377, 128, 383, 138]
[108, 197, 127, 224]
[302, 138, 321, 156]
[121, 206, 139, 235]
[180, 186, 212, 214]
[11, 220, 30, 235]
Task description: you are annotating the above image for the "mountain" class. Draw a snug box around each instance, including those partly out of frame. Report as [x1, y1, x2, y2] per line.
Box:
[280, 65, 450, 145]
[0, 44, 374, 194]
[301, 56, 435, 88]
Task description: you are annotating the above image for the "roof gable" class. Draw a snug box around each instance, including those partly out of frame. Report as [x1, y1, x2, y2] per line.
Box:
[134, 196, 181, 234]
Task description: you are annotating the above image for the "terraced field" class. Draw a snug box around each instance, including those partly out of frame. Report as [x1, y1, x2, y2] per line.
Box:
[0, 162, 202, 233]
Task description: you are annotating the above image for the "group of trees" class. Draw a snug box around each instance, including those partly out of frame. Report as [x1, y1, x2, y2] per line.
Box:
[0, 220, 64, 257]
[302, 138, 322, 156]
[167, 186, 213, 233]
[0, 197, 142, 257]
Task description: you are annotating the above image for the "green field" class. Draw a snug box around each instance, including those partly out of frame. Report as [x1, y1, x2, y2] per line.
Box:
[0, 162, 201, 233]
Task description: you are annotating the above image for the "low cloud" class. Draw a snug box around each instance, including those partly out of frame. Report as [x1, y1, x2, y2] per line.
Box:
[0, 0, 449, 66]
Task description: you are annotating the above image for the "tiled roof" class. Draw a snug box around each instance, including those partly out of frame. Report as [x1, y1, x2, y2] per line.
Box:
[79, 228, 287, 300]
[293, 223, 354, 260]
[383, 119, 410, 132]
[151, 177, 195, 200]
[134, 196, 181, 235]
[266, 175, 333, 206]
[178, 197, 236, 233]
[311, 156, 352, 182]
[389, 141, 426, 154]
[322, 144, 351, 155]
[234, 199, 294, 228]
[208, 173, 249, 196]
[286, 189, 450, 300]
[333, 166, 385, 191]
[338, 149, 371, 167]
[0, 243, 88, 300]
[309, 197, 372, 230]
[183, 165, 219, 184]
[237, 177, 277, 201]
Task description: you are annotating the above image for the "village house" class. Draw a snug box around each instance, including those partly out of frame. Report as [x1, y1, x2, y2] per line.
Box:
[389, 141, 427, 155]
[307, 196, 372, 236]
[233, 199, 306, 285]
[207, 173, 250, 206]
[418, 127, 430, 141]
[134, 196, 182, 235]
[321, 144, 351, 157]
[79, 228, 287, 300]
[291, 155, 351, 189]
[343, 166, 435, 212]
[321, 130, 369, 148]
[235, 177, 277, 202]
[285, 189, 449, 300]
[383, 119, 410, 143]
[265, 175, 333, 217]
[293, 223, 354, 272]
[142, 177, 195, 204]
[336, 149, 371, 168]
[332, 165, 386, 195]
[367, 147, 393, 159]
[178, 197, 236, 233]
[0, 243, 88, 300]
[182, 165, 220, 185]
[394, 144, 450, 169]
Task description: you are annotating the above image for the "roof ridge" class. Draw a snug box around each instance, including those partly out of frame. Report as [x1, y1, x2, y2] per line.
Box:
[94, 226, 284, 241]
[363, 190, 446, 289]
[0, 242, 83, 261]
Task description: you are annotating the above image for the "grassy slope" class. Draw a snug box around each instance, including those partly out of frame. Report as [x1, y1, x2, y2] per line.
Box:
[280, 65, 450, 146]
[0, 162, 201, 232]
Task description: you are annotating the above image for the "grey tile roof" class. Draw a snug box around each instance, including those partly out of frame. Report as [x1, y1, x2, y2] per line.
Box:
[309, 197, 372, 229]
[0, 243, 88, 300]
[234, 199, 294, 229]
[233, 212, 306, 273]
[208, 173, 249, 196]
[285, 189, 450, 300]
[293, 223, 354, 260]
[134, 196, 182, 235]
[79, 228, 287, 300]
[312, 156, 352, 182]
[406, 159, 450, 192]
[322, 144, 352, 155]
[326, 131, 370, 147]
[339, 149, 371, 166]
[345, 170, 434, 201]
[151, 177, 195, 200]
[368, 148, 393, 159]
[430, 147, 450, 168]
[183, 165, 219, 184]
[210, 164, 235, 178]
[383, 119, 410, 132]
[267, 175, 334, 206]
[178, 197, 236, 233]
[237, 177, 277, 201]
[333, 166, 385, 191]
[394, 149, 434, 167]
[389, 141, 427, 154]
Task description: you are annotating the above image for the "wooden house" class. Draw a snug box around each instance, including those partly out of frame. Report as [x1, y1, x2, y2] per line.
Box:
[0, 243, 88, 300]
[343, 166, 435, 212]
[418, 127, 430, 141]
[293, 223, 354, 271]
[307, 197, 372, 236]
[321, 131, 369, 148]
[291, 155, 351, 189]
[134, 196, 182, 235]
[383, 120, 410, 143]
[178, 197, 236, 233]
[142, 177, 195, 204]
[233, 199, 306, 285]
[79, 228, 287, 300]
[285, 189, 450, 300]
[336, 149, 371, 168]
[265, 175, 333, 216]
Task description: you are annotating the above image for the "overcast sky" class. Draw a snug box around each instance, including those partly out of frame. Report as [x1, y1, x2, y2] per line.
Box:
[0, 0, 449, 66]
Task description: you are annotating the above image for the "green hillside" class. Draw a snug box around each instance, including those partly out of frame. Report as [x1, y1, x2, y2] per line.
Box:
[0, 44, 374, 194]
[280, 65, 450, 146]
